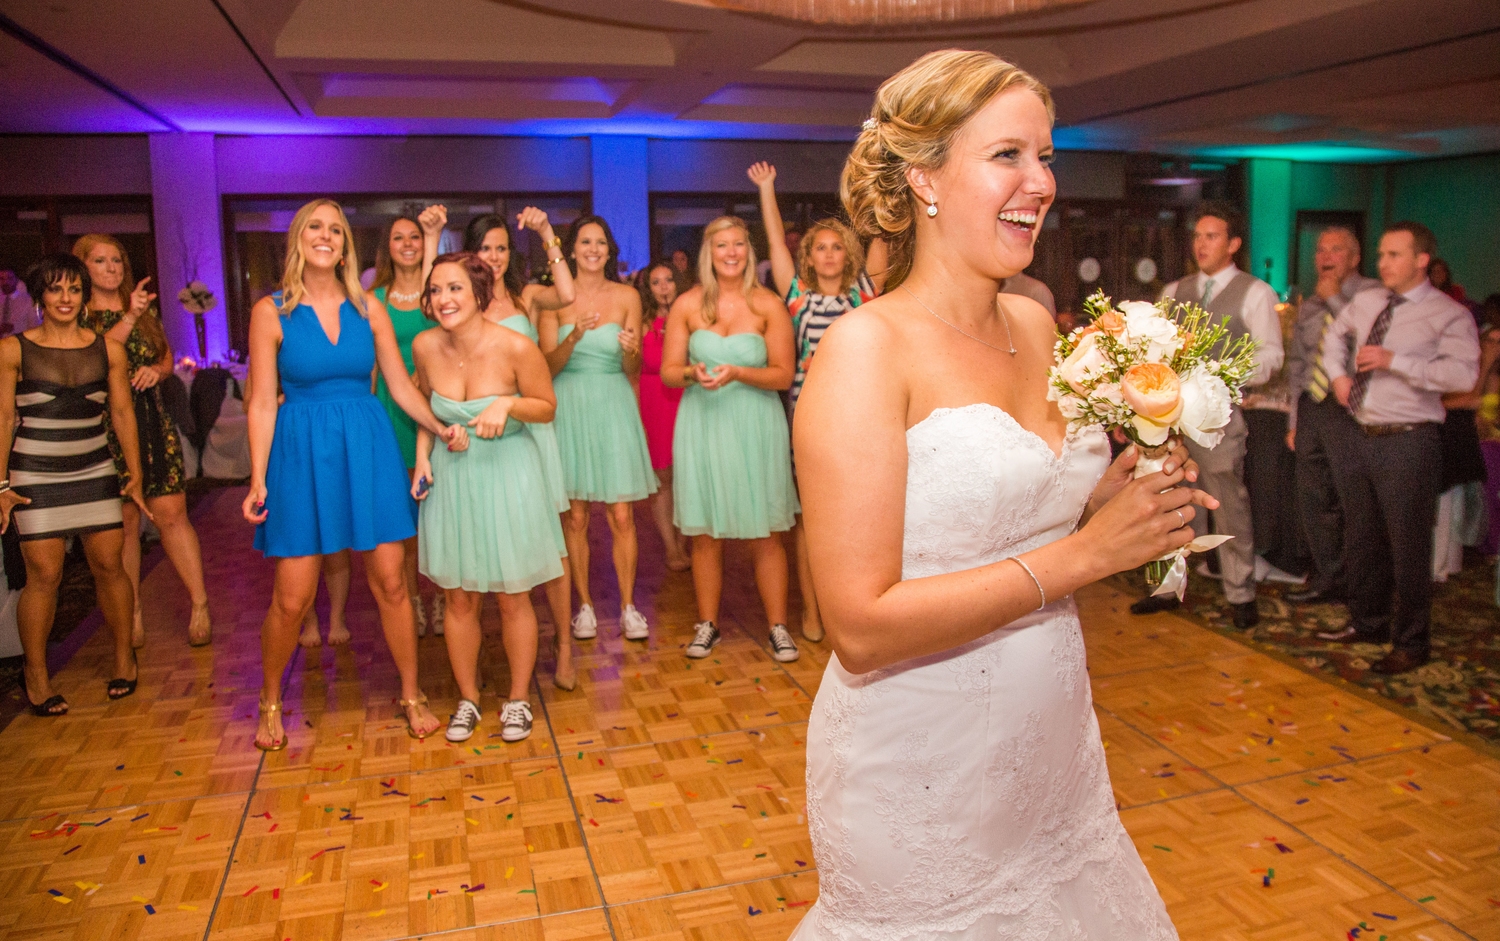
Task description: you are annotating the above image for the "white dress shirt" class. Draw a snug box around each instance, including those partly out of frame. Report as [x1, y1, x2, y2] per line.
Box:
[1163, 264, 1284, 386]
[1321, 279, 1479, 426]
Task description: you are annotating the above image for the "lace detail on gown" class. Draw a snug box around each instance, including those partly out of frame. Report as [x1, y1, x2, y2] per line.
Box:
[795, 404, 1178, 941]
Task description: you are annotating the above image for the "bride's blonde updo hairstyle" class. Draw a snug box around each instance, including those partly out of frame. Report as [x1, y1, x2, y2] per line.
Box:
[842, 49, 1053, 291]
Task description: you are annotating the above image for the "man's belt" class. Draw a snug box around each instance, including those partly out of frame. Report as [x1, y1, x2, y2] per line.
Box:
[1358, 421, 1439, 437]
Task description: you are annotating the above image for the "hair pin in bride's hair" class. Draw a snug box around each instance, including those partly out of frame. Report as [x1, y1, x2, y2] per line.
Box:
[862, 118, 878, 132]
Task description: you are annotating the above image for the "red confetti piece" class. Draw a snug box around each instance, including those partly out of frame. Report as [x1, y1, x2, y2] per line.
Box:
[243, 885, 258, 897]
[273, 888, 280, 899]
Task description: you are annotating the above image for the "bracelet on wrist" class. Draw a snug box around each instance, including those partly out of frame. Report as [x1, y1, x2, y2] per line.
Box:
[548, 255, 567, 266]
[545, 236, 562, 249]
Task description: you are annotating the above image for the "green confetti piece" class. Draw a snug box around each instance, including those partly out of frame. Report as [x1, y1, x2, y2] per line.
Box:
[518, 888, 536, 894]
[1417, 895, 1435, 903]
[577, 752, 583, 759]
[1151, 845, 1172, 852]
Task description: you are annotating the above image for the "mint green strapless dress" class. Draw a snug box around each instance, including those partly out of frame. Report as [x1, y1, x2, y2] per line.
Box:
[372, 286, 428, 468]
[496, 313, 570, 516]
[673, 331, 798, 539]
[552, 322, 658, 503]
[418, 392, 565, 594]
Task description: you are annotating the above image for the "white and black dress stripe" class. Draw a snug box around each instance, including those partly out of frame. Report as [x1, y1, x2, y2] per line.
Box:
[10, 334, 123, 540]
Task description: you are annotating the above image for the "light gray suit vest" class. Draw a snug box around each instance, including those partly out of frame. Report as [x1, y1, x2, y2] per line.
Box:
[1170, 270, 1255, 345]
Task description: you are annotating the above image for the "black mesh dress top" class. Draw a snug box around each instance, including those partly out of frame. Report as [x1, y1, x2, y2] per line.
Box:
[9, 334, 123, 540]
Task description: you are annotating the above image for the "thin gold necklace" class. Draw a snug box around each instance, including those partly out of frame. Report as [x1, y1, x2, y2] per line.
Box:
[903, 285, 1016, 355]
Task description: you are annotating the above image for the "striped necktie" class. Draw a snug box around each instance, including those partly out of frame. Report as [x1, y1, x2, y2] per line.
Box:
[1346, 293, 1405, 418]
[1307, 311, 1333, 402]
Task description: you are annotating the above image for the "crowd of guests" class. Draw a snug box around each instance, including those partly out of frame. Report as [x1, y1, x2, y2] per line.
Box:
[2, 179, 1493, 740]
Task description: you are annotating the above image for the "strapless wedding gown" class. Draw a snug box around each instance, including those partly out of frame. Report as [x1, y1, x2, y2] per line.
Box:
[794, 404, 1178, 941]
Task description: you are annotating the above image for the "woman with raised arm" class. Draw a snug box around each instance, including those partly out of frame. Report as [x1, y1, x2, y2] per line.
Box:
[637, 261, 691, 572]
[539, 215, 657, 644]
[73, 234, 214, 648]
[663, 217, 799, 663]
[445, 204, 578, 690]
[243, 198, 467, 752]
[412, 252, 562, 743]
[792, 51, 1217, 939]
[748, 162, 887, 644]
[0, 254, 150, 715]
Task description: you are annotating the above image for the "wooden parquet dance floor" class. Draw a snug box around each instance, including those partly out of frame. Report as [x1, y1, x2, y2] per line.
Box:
[0, 486, 1497, 941]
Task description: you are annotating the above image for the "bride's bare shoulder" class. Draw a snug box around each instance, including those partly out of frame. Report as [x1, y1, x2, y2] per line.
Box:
[818, 294, 909, 362]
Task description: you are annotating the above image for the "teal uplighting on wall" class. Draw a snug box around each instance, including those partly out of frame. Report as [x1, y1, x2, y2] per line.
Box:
[1197, 143, 1415, 164]
[1246, 159, 1292, 295]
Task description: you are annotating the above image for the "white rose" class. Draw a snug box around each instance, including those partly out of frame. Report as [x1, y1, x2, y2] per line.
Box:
[1055, 394, 1084, 419]
[1177, 366, 1233, 447]
[1055, 332, 1110, 393]
[1094, 381, 1124, 407]
[1122, 309, 1182, 363]
[1118, 300, 1161, 320]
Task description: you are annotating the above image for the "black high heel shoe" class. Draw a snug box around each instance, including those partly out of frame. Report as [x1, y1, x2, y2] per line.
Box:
[23, 685, 68, 716]
[107, 650, 139, 700]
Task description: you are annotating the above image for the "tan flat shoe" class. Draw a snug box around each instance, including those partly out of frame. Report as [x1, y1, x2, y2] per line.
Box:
[255, 699, 287, 752]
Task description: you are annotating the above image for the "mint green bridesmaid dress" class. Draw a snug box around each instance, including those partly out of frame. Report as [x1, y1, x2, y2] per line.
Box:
[495, 312, 570, 515]
[552, 322, 658, 504]
[673, 331, 798, 539]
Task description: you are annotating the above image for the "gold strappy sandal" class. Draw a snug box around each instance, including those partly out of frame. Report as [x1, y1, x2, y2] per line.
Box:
[399, 693, 436, 740]
[255, 699, 288, 752]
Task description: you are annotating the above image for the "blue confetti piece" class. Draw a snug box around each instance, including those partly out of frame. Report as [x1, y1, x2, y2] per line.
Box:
[137, 855, 146, 864]
[1372, 912, 1396, 920]
[748, 906, 762, 916]
[144, 904, 156, 915]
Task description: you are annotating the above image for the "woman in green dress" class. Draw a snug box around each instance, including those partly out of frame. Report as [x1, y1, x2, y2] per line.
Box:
[662, 216, 800, 664]
[539, 215, 657, 644]
[74, 234, 213, 648]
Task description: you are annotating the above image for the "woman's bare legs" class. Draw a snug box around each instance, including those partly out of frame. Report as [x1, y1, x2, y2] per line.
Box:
[606, 502, 638, 609]
[793, 518, 823, 641]
[563, 501, 593, 610]
[81, 527, 137, 683]
[145, 492, 213, 644]
[542, 562, 575, 688]
[260, 555, 321, 749]
[298, 550, 351, 647]
[17, 539, 67, 707]
[497, 592, 539, 702]
[651, 467, 690, 570]
[361, 541, 439, 736]
[441, 587, 483, 703]
[691, 535, 723, 624]
[748, 535, 790, 629]
[120, 501, 145, 647]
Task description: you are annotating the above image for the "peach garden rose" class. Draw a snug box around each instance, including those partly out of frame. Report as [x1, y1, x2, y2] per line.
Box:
[1120, 362, 1182, 446]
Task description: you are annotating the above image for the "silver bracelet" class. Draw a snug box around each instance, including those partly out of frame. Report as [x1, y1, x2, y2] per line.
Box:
[1010, 556, 1046, 609]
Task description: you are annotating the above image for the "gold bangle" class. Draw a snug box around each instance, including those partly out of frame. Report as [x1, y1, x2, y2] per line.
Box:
[548, 256, 567, 266]
[545, 236, 562, 249]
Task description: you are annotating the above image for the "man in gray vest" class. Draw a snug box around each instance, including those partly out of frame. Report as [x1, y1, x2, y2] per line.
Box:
[1284, 227, 1380, 605]
[1130, 202, 1284, 629]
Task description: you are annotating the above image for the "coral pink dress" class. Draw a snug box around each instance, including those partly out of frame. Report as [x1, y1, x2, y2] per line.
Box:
[639, 318, 682, 470]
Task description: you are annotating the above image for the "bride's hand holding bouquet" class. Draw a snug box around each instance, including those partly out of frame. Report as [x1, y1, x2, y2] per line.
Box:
[1050, 291, 1259, 597]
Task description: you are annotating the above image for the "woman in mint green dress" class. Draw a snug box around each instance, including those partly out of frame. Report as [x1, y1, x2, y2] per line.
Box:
[662, 216, 800, 665]
[451, 205, 580, 691]
[539, 215, 657, 645]
[412, 252, 561, 744]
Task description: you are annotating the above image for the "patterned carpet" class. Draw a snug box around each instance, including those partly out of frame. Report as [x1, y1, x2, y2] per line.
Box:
[1109, 551, 1500, 745]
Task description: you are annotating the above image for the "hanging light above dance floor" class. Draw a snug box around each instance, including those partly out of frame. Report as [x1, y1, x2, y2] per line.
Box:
[676, 0, 1090, 26]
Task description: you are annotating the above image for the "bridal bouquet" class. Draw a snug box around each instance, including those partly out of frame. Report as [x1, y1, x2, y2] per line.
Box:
[1048, 290, 1259, 597]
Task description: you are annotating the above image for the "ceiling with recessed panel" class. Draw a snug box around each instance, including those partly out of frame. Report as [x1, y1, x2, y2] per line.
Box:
[0, 0, 1496, 159]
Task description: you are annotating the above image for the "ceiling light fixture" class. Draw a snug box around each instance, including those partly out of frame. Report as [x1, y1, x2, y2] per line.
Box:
[681, 0, 1089, 27]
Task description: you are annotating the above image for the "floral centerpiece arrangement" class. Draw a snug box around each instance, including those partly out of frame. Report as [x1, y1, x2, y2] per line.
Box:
[1048, 290, 1259, 597]
[178, 281, 217, 359]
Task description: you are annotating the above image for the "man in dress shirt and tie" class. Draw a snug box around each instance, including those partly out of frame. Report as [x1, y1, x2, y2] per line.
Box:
[1284, 227, 1380, 605]
[1318, 221, 1479, 674]
[1131, 202, 1284, 629]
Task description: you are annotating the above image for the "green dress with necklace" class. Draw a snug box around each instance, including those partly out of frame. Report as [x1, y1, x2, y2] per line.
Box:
[79, 306, 186, 497]
[373, 285, 429, 468]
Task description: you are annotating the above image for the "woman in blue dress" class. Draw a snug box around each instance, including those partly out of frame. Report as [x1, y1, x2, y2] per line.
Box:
[243, 199, 467, 751]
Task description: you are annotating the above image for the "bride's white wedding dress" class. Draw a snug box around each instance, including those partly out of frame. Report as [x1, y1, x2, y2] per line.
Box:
[794, 404, 1178, 941]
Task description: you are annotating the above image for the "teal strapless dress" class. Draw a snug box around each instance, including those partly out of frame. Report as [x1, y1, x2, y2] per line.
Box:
[552, 322, 658, 503]
[496, 313, 569, 515]
[372, 286, 429, 468]
[673, 331, 798, 539]
[417, 392, 565, 594]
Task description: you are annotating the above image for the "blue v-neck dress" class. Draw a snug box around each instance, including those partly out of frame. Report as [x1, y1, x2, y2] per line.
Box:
[254, 295, 417, 557]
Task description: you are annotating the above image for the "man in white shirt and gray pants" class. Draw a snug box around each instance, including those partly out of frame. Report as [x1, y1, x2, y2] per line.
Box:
[1319, 221, 1478, 674]
[1131, 202, 1284, 630]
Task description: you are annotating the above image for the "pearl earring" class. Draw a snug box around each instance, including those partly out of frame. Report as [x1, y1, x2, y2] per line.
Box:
[926, 201, 938, 218]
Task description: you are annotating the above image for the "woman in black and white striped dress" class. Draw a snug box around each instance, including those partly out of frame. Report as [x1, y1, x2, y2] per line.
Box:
[0, 254, 150, 717]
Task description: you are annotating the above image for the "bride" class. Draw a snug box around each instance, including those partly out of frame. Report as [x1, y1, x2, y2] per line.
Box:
[792, 50, 1216, 940]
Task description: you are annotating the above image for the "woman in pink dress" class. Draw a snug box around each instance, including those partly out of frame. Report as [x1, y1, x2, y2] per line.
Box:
[638, 261, 690, 571]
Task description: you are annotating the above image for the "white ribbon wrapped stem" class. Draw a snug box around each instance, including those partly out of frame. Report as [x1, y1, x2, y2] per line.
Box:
[1151, 535, 1233, 600]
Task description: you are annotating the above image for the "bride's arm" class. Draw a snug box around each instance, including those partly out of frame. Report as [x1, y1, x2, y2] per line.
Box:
[796, 309, 1215, 676]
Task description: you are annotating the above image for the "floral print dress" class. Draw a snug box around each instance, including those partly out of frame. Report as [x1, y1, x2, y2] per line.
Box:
[81, 307, 186, 497]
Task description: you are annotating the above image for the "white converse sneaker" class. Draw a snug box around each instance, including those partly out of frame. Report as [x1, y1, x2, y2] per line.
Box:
[768, 624, 800, 663]
[685, 621, 719, 659]
[571, 604, 597, 640]
[413, 596, 427, 638]
[621, 605, 649, 641]
[445, 699, 481, 743]
[499, 700, 533, 742]
[430, 594, 445, 636]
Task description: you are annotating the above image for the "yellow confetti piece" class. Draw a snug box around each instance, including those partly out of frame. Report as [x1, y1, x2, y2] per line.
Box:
[373, 883, 387, 893]
[466, 817, 480, 826]
[373, 909, 386, 916]
[527, 844, 535, 852]
[178, 904, 198, 911]
[505, 866, 515, 879]
[1158, 789, 1168, 798]
[296, 872, 313, 884]
[52, 895, 71, 904]
[73, 881, 92, 891]
[412, 853, 425, 860]
[742, 838, 754, 848]
[132, 896, 151, 904]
